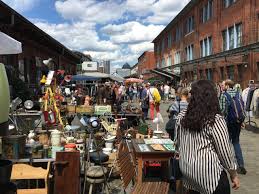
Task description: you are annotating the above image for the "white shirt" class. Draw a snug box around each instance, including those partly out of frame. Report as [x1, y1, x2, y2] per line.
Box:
[164, 85, 170, 94]
[147, 87, 155, 103]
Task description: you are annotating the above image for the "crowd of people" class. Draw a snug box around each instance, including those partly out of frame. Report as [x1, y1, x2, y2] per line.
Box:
[165, 79, 248, 194]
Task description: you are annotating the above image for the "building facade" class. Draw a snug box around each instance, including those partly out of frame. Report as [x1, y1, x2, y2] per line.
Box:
[98, 60, 111, 74]
[137, 51, 156, 80]
[0, 1, 80, 87]
[153, 0, 259, 88]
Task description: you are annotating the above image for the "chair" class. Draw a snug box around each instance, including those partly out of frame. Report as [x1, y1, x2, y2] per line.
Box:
[11, 162, 50, 194]
[117, 143, 169, 194]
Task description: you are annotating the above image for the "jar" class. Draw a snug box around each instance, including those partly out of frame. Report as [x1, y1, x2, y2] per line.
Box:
[65, 143, 77, 152]
[51, 130, 61, 146]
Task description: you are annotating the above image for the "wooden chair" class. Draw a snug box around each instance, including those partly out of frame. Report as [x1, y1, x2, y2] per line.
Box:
[11, 162, 50, 194]
[117, 143, 169, 194]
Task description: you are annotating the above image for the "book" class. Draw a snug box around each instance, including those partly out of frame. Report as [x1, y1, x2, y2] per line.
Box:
[163, 144, 175, 151]
[138, 144, 150, 152]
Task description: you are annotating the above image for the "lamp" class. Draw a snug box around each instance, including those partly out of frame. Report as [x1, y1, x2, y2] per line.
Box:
[0, 64, 10, 136]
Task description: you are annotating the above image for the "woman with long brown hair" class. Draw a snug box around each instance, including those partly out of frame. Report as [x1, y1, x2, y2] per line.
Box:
[175, 80, 240, 194]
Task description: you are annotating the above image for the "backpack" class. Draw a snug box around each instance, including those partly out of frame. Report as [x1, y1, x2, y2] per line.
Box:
[224, 92, 246, 124]
[153, 88, 161, 104]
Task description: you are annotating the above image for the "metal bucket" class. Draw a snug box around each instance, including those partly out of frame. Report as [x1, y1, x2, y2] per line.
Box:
[2, 135, 26, 159]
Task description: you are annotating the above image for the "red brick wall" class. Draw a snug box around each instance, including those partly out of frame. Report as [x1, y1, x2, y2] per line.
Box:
[154, 0, 259, 88]
[138, 51, 156, 80]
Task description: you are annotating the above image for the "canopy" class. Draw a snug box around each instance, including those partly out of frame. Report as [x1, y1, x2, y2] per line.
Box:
[71, 75, 100, 81]
[125, 78, 144, 83]
[0, 32, 22, 54]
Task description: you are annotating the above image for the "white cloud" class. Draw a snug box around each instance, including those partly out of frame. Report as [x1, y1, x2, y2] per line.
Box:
[55, 0, 125, 24]
[145, 0, 191, 24]
[29, 0, 191, 68]
[2, 0, 39, 12]
[129, 42, 154, 54]
[35, 21, 119, 52]
[101, 21, 164, 44]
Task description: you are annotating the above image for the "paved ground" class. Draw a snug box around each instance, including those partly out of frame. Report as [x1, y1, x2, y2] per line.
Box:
[108, 101, 259, 194]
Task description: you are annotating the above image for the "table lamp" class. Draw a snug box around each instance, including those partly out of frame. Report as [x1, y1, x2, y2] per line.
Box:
[0, 63, 10, 136]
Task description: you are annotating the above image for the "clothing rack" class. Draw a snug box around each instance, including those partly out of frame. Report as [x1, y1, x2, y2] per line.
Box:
[245, 111, 257, 127]
[244, 85, 257, 127]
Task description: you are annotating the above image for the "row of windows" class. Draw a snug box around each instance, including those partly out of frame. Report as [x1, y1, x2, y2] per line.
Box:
[155, 0, 239, 53]
[156, 23, 242, 65]
[198, 65, 243, 81]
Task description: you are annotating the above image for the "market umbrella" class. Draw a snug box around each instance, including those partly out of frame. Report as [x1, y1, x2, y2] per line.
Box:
[0, 32, 22, 54]
[125, 78, 144, 83]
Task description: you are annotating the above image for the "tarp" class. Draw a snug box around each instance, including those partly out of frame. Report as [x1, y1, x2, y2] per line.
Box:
[72, 75, 100, 81]
[82, 72, 124, 82]
[0, 32, 22, 54]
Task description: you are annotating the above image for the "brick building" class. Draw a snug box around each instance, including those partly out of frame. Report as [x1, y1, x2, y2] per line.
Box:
[0, 1, 80, 87]
[137, 51, 156, 80]
[153, 0, 259, 88]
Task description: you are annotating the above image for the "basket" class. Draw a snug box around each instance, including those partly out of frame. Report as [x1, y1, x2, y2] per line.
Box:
[76, 105, 94, 114]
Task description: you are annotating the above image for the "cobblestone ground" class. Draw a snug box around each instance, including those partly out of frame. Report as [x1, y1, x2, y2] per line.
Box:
[108, 101, 259, 194]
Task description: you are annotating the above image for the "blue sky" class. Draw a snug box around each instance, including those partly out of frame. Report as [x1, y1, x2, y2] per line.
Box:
[2, 0, 189, 70]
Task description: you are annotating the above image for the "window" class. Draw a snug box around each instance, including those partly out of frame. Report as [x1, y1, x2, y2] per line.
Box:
[199, 69, 204, 79]
[176, 27, 181, 41]
[200, 37, 213, 57]
[236, 23, 242, 47]
[220, 67, 225, 80]
[87, 63, 92, 67]
[237, 65, 244, 81]
[200, 0, 213, 23]
[167, 56, 172, 66]
[167, 33, 172, 48]
[227, 65, 234, 80]
[223, 0, 237, 8]
[156, 44, 160, 54]
[174, 51, 181, 64]
[186, 16, 194, 34]
[161, 39, 165, 52]
[229, 26, 234, 49]
[161, 58, 165, 67]
[206, 69, 213, 80]
[222, 23, 242, 51]
[185, 44, 194, 61]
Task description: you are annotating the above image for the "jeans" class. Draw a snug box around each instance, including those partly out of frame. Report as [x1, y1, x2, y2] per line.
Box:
[228, 122, 245, 167]
[142, 108, 148, 119]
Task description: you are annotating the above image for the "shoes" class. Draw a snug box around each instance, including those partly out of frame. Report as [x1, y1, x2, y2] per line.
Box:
[237, 167, 247, 175]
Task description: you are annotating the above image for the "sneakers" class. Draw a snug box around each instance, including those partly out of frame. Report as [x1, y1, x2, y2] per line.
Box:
[237, 167, 247, 175]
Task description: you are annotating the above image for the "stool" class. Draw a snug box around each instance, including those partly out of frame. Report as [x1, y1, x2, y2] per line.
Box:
[86, 166, 108, 194]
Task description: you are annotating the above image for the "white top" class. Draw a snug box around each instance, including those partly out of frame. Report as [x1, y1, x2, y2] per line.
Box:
[164, 85, 170, 94]
[147, 87, 155, 102]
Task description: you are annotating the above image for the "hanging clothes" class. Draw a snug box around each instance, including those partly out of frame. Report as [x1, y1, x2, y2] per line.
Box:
[250, 88, 259, 112]
[245, 88, 256, 111]
[242, 87, 250, 107]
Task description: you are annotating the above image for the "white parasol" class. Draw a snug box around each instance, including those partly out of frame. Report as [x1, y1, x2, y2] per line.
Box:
[0, 32, 22, 54]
